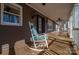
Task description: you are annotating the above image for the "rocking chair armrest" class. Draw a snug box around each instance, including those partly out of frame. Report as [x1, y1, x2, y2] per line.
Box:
[38, 33, 47, 37]
[38, 34, 48, 40]
[41, 33, 46, 35]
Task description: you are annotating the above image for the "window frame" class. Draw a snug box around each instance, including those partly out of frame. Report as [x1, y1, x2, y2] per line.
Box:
[1, 3, 23, 26]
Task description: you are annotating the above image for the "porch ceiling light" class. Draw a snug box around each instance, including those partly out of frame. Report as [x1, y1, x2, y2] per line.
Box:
[42, 3, 46, 6]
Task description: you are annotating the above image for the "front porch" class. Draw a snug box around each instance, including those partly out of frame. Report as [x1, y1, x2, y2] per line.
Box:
[0, 3, 79, 55]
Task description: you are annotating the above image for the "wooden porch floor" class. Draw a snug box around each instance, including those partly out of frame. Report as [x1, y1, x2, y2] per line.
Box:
[0, 32, 79, 55]
[12, 33, 78, 55]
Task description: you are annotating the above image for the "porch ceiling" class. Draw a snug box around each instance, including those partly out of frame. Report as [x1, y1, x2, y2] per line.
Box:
[26, 3, 74, 21]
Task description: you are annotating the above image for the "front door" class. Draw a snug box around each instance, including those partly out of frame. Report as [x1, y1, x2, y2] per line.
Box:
[37, 15, 45, 34]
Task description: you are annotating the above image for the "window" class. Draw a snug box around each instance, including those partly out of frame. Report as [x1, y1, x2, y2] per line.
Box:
[0, 3, 22, 26]
[47, 20, 53, 31]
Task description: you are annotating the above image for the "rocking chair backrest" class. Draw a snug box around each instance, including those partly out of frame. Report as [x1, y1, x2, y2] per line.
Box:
[29, 21, 38, 39]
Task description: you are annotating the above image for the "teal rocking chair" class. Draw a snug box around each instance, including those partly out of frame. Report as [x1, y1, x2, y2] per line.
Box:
[29, 21, 48, 48]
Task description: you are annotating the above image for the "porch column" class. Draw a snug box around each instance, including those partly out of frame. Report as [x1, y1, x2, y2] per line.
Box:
[9, 43, 15, 55]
